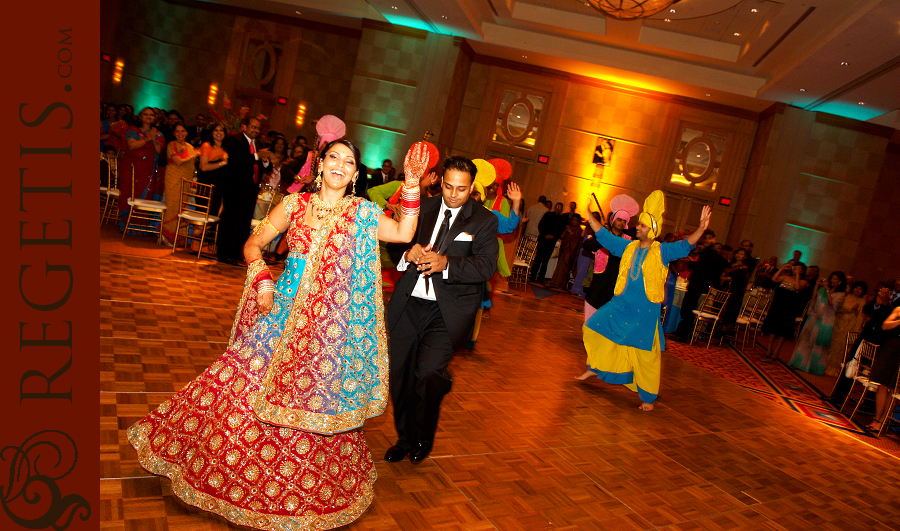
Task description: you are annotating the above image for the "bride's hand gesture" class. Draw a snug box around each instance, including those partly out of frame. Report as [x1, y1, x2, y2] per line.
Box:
[404, 142, 431, 189]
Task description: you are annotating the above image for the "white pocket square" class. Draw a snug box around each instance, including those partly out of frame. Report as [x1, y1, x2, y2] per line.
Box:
[454, 232, 474, 241]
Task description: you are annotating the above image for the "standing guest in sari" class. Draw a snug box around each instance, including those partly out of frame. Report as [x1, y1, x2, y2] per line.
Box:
[119, 107, 165, 227]
[107, 104, 131, 154]
[577, 191, 711, 410]
[825, 280, 867, 376]
[788, 271, 846, 374]
[128, 139, 429, 531]
[197, 121, 229, 217]
[162, 123, 198, 243]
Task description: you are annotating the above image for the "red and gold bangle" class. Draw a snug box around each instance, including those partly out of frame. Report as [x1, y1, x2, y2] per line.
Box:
[400, 185, 420, 216]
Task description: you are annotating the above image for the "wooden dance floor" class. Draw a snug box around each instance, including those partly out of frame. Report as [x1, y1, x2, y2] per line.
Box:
[100, 234, 900, 531]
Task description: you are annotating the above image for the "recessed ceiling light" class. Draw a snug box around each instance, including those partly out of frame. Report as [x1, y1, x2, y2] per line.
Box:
[664, 18, 671, 22]
[799, 88, 806, 92]
[669, 8, 676, 13]
[840, 61, 849, 66]
[751, 8, 758, 13]
[295, 10, 301, 14]
[705, 93, 711, 97]
[733, 32, 741, 36]
[391, 5, 398, 9]
[858, 102, 865, 105]
[441, 15, 448, 19]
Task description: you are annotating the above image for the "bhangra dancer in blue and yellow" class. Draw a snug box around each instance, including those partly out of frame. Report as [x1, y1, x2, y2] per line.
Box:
[577, 191, 712, 411]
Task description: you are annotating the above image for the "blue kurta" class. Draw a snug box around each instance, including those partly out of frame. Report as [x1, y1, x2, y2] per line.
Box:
[582, 229, 693, 403]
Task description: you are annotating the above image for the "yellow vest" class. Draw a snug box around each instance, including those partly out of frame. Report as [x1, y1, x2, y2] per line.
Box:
[614, 241, 668, 303]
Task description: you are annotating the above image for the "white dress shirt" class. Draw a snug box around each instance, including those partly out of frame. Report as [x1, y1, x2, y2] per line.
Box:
[398, 201, 461, 300]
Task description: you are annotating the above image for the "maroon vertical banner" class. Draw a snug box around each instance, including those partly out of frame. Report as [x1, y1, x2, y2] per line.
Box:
[3, 0, 99, 529]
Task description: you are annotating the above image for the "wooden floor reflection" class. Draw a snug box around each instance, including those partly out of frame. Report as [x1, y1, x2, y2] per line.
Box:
[100, 243, 900, 531]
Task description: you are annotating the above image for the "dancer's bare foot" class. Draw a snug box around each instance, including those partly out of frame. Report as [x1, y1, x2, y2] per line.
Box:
[575, 370, 594, 381]
[639, 402, 654, 411]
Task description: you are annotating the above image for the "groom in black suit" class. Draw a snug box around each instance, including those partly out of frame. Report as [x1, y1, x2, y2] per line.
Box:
[385, 155, 499, 464]
[217, 116, 268, 264]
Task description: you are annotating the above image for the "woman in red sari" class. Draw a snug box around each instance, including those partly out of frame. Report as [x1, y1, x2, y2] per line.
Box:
[128, 140, 431, 530]
[119, 106, 165, 227]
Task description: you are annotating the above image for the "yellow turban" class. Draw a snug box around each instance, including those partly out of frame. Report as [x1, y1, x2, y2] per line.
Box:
[472, 159, 496, 191]
[472, 180, 486, 200]
[638, 190, 665, 239]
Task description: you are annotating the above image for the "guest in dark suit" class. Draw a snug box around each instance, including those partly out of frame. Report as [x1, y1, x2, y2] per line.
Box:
[384, 156, 499, 464]
[673, 229, 727, 341]
[217, 116, 268, 264]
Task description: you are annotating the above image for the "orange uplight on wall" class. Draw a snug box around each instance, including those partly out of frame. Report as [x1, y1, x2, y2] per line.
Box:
[295, 103, 306, 126]
[112, 59, 124, 84]
[207, 84, 218, 106]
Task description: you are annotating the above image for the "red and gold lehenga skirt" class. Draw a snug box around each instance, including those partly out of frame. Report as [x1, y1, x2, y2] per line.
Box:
[128, 195, 389, 531]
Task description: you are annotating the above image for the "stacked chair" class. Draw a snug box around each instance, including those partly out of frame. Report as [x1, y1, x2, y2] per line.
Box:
[507, 234, 539, 290]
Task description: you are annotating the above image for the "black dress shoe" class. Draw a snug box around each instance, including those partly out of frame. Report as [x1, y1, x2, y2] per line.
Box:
[409, 441, 432, 464]
[384, 444, 410, 463]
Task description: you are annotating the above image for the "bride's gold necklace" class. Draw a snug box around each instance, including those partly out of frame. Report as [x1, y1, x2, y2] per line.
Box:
[309, 193, 348, 221]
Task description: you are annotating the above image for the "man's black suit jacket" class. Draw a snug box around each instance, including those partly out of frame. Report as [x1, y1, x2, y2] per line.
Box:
[387, 195, 499, 350]
[222, 133, 263, 190]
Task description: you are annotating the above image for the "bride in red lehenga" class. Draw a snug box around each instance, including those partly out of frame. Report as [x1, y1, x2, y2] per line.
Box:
[127, 134, 432, 530]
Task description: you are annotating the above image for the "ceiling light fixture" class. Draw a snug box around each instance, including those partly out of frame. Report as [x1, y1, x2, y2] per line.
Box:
[664, 18, 671, 22]
[858, 102, 865, 105]
[840, 61, 849, 65]
[705, 93, 711, 97]
[585, 0, 681, 20]
[391, 5, 398, 9]
[799, 88, 805, 92]
[522, 55, 528, 58]
[441, 15, 448, 19]
[733, 32, 741, 36]
[751, 8, 757, 13]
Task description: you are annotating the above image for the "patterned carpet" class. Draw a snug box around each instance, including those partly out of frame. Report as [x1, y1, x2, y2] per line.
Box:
[663, 337, 900, 457]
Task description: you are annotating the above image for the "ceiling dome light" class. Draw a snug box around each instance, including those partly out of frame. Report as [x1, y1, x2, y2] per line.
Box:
[585, 0, 681, 20]
[799, 88, 805, 92]
[751, 8, 758, 13]
[840, 61, 849, 66]
[858, 102, 865, 105]
[733, 32, 741, 36]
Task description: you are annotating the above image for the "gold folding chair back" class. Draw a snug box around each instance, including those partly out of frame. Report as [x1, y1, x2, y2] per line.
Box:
[508, 234, 539, 290]
[101, 152, 123, 225]
[874, 366, 900, 438]
[841, 340, 880, 421]
[172, 178, 220, 258]
[689, 287, 730, 348]
[122, 166, 168, 244]
[724, 289, 764, 351]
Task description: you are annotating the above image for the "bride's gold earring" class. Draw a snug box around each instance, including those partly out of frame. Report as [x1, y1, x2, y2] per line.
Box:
[315, 170, 323, 189]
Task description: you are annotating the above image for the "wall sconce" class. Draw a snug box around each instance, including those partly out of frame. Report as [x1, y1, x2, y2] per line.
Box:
[295, 103, 306, 126]
[207, 84, 218, 106]
[112, 59, 124, 84]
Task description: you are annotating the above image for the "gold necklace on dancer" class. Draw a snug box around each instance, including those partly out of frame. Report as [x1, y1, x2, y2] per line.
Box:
[309, 193, 349, 221]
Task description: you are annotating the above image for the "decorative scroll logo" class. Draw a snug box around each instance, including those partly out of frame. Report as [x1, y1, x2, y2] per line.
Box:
[1, 430, 90, 529]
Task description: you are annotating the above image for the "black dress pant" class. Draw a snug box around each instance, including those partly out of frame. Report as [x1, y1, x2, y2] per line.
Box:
[217, 179, 257, 261]
[389, 296, 454, 450]
[531, 237, 557, 281]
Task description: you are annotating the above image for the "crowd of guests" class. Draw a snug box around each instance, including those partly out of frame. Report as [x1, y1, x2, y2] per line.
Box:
[100, 101, 412, 261]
